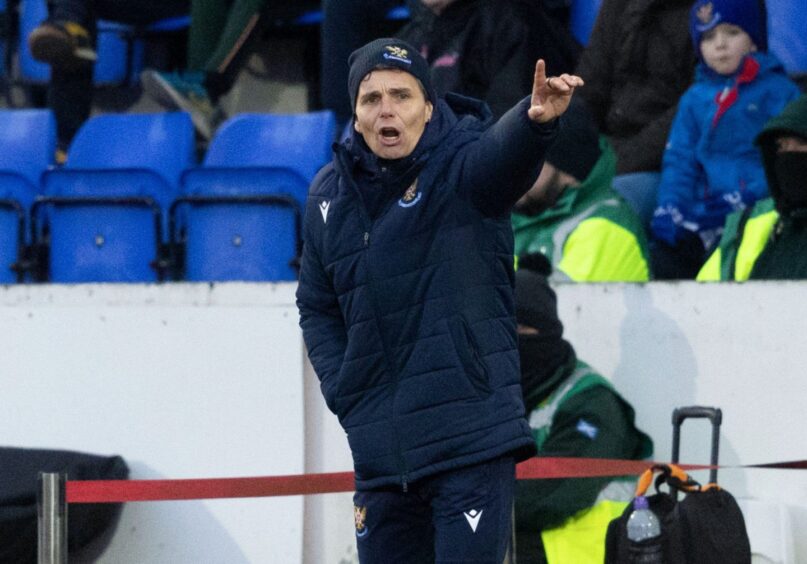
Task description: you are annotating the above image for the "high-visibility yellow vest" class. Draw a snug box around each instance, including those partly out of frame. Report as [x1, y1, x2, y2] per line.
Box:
[542, 498, 630, 564]
[697, 198, 778, 281]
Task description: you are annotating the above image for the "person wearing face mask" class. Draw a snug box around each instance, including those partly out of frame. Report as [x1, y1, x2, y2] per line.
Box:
[512, 99, 650, 282]
[697, 94, 807, 281]
[513, 253, 653, 564]
[649, 0, 801, 279]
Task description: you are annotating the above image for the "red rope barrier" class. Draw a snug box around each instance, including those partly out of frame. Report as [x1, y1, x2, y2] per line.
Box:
[67, 470, 355, 503]
[65, 457, 807, 504]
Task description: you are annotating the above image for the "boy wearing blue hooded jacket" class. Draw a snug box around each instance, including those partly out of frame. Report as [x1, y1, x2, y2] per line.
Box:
[297, 37, 582, 563]
[650, 0, 800, 279]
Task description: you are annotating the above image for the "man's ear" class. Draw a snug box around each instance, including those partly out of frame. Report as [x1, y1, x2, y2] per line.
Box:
[425, 102, 434, 123]
[353, 115, 360, 132]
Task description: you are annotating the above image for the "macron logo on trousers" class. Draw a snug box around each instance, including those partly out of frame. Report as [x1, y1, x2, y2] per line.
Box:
[464, 509, 483, 532]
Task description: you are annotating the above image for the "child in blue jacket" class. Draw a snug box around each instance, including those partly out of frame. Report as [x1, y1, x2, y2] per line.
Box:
[650, 0, 800, 279]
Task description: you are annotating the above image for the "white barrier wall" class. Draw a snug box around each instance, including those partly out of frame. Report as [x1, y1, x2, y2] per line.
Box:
[0, 283, 305, 564]
[1, 281, 806, 563]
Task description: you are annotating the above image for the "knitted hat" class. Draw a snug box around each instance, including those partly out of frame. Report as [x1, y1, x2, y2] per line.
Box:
[689, 0, 767, 54]
[347, 38, 436, 112]
[543, 99, 601, 183]
[515, 253, 564, 339]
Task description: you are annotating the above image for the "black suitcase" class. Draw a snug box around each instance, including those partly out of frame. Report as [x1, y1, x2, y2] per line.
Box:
[604, 406, 751, 564]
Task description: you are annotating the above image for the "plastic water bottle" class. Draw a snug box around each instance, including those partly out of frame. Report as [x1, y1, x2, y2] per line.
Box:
[626, 496, 663, 563]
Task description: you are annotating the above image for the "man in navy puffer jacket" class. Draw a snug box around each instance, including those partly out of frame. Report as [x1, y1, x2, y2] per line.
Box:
[296, 37, 582, 563]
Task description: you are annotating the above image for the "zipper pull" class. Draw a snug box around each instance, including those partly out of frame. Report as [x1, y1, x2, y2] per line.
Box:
[364, 232, 369, 246]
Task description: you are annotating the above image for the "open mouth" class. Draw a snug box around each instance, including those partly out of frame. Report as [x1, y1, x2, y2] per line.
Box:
[379, 127, 401, 143]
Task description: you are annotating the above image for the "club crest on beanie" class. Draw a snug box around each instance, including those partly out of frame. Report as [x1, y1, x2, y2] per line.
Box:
[689, 0, 767, 55]
[347, 38, 436, 112]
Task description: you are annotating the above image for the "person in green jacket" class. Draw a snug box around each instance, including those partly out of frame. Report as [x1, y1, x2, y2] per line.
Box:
[512, 100, 651, 282]
[513, 254, 653, 564]
[697, 94, 807, 281]
[141, 0, 269, 139]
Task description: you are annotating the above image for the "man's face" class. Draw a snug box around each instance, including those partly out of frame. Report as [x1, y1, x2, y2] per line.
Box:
[700, 23, 756, 76]
[354, 69, 433, 160]
[514, 163, 568, 215]
[776, 135, 807, 153]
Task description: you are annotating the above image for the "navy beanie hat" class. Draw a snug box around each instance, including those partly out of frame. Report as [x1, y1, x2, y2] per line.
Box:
[690, 0, 767, 55]
[347, 38, 436, 112]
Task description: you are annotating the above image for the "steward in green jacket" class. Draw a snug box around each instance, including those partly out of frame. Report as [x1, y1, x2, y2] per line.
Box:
[698, 94, 807, 281]
[512, 100, 650, 282]
[513, 255, 653, 564]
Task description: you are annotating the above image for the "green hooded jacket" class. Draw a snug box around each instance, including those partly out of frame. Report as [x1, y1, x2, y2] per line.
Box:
[698, 94, 807, 281]
[512, 139, 650, 282]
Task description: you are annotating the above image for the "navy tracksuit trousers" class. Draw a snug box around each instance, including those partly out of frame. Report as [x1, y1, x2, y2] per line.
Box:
[352, 456, 515, 564]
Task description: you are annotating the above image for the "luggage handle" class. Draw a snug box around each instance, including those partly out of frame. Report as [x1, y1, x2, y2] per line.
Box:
[635, 463, 702, 497]
[671, 406, 722, 485]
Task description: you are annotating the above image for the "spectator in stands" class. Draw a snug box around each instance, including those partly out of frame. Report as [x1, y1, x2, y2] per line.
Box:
[27, 0, 189, 156]
[319, 0, 408, 130]
[140, 0, 270, 140]
[512, 99, 650, 282]
[297, 37, 583, 563]
[397, 0, 581, 119]
[650, 0, 800, 279]
[513, 253, 653, 564]
[574, 0, 696, 225]
[697, 94, 807, 281]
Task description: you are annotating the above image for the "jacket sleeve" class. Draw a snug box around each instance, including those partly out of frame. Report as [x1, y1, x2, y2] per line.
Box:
[456, 96, 558, 217]
[296, 216, 347, 413]
[656, 91, 701, 212]
[514, 387, 643, 532]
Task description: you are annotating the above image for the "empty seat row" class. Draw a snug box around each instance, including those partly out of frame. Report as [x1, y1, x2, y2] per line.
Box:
[0, 108, 336, 283]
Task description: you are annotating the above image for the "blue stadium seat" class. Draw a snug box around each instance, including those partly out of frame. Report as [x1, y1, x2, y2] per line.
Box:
[570, 0, 602, 46]
[0, 109, 56, 283]
[175, 110, 336, 282]
[35, 112, 194, 283]
[203, 110, 335, 207]
[18, 0, 50, 83]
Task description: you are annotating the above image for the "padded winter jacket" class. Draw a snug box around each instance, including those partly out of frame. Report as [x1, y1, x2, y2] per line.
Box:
[657, 52, 800, 231]
[297, 93, 553, 490]
[575, 0, 695, 174]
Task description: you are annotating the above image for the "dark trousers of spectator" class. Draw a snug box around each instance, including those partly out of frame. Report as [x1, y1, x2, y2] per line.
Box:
[651, 232, 708, 280]
[45, 0, 189, 146]
[352, 456, 515, 563]
[319, 0, 411, 130]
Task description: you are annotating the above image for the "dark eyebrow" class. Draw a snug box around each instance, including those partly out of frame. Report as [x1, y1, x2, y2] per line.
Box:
[359, 91, 381, 104]
[388, 87, 412, 96]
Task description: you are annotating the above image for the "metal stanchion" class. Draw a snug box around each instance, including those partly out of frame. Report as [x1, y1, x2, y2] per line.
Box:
[38, 472, 67, 564]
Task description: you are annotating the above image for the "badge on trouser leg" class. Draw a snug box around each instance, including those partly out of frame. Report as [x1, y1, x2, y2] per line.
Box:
[354, 504, 368, 537]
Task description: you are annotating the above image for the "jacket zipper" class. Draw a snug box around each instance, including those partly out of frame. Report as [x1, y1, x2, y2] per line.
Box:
[353, 189, 409, 492]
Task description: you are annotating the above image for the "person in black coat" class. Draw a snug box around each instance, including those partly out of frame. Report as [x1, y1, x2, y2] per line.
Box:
[296, 37, 582, 563]
[398, 0, 581, 119]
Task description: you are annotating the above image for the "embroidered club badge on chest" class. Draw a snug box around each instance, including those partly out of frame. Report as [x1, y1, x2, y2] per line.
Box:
[398, 179, 422, 208]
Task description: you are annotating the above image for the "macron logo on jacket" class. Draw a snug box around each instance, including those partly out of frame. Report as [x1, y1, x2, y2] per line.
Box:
[319, 200, 330, 223]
